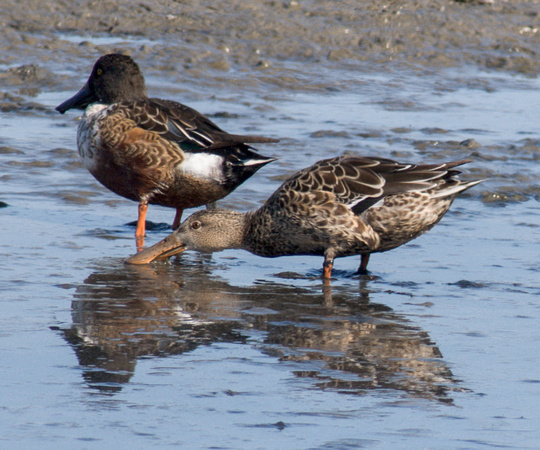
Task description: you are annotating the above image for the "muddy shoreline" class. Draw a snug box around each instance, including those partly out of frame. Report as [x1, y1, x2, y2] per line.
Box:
[1, 0, 539, 91]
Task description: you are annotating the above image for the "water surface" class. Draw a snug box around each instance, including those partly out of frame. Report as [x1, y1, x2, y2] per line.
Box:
[1, 58, 540, 448]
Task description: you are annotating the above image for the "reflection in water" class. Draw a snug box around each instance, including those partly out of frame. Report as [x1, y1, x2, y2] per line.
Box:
[61, 257, 246, 393]
[59, 258, 460, 402]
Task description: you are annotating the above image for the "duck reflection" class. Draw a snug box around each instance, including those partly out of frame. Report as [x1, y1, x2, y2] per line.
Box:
[59, 258, 460, 402]
[61, 257, 245, 393]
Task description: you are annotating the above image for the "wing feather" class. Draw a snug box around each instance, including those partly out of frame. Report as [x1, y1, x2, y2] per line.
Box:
[266, 156, 474, 215]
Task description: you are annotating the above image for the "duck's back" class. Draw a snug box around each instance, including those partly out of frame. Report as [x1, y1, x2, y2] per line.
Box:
[247, 156, 480, 257]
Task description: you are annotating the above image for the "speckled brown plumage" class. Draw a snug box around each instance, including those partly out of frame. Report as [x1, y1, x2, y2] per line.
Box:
[126, 155, 483, 279]
[56, 54, 277, 242]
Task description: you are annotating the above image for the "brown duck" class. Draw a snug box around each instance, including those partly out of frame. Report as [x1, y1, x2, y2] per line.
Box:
[126, 155, 483, 279]
[56, 54, 277, 244]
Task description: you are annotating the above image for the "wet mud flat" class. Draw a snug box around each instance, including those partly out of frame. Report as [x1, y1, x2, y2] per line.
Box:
[1, 0, 540, 448]
[1, 0, 540, 91]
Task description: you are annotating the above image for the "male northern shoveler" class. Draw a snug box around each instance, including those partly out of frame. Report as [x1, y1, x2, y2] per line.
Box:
[125, 155, 483, 279]
[56, 54, 277, 243]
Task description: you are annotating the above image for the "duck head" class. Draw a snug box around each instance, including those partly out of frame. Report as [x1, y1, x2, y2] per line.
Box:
[125, 209, 247, 264]
[56, 53, 147, 113]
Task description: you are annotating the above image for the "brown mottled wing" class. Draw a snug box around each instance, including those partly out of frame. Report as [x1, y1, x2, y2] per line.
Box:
[264, 156, 383, 212]
[267, 156, 471, 214]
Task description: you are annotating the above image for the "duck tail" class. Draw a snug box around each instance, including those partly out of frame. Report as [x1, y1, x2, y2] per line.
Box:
[431, 178, 484, 198]
[227, 144, 277, 168]
[242, 156, 277, 167]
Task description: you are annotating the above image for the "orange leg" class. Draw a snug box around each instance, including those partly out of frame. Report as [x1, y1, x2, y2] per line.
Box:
[171, 208, 183, 230]
[357, 253, 370, 275]
[136, 202, 148, 238]
[135, 202, 148, 251]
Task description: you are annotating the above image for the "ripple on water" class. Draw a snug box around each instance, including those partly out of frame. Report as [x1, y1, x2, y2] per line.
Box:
[1, 52, 540, 449]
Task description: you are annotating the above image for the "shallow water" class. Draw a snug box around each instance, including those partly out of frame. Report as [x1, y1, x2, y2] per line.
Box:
[1, 54, 540, 449]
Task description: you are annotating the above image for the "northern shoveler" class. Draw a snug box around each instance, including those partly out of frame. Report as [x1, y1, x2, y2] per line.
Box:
[125, 155, 483, 279]
[56, 54, 277, 244]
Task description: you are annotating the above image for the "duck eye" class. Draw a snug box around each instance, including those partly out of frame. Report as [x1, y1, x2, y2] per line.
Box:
[191, 221, 201, 230]
[96, 68, 103, 76]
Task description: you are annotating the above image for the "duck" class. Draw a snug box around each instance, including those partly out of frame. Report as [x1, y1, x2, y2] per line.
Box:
[125, 155, 483, 279]
[56, 53, 277, 244]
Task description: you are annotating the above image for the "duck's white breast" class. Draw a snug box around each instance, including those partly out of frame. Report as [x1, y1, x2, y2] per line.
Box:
[76, 103, 109, 173]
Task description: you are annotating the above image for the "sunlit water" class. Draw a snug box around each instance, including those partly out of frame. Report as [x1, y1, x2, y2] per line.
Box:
[1, 60, 540, 448]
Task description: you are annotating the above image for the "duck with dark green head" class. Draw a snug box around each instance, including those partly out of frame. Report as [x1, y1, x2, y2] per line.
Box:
[56, 54, 277, 245]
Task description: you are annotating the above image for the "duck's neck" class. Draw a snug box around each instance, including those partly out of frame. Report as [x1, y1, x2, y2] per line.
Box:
[242, 208, 279, 257]
[237, 210, 266, 247]
[214, 210, 252, 251]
